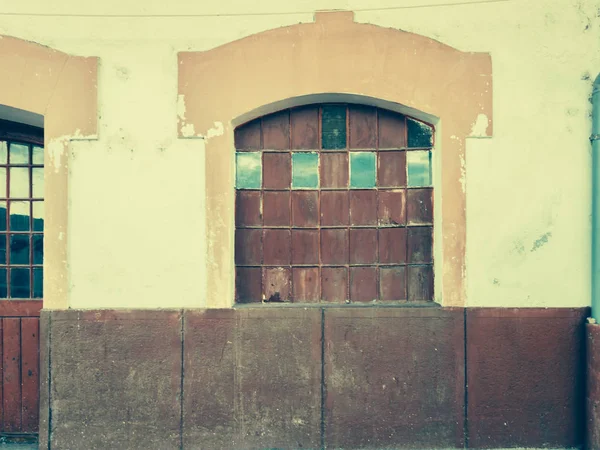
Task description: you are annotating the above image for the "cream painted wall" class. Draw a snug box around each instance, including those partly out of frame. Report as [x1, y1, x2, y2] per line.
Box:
[0, 0, 598, 308]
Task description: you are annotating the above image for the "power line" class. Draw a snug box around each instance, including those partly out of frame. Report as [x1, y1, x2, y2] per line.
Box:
[0, 0, 511, 18]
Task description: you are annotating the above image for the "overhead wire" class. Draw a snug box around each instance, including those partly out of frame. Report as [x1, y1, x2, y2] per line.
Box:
[0, 0, 512, 18]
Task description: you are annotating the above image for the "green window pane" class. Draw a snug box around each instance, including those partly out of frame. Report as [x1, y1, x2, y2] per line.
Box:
[32, 146, 44, 165]
[322, 105, 346, 149]
[0, 142, 7, 164]
[33, 268, 43, 298]
[407, 118, 433, 148]
[0, 268, 5, 298]
[407, 150, 432, 187]
[10, 268, 30, 298]
[236, 152, 262, 189]
[9, 143, 29, 164]
[292, 153, 319, 189]
[350, 152, 376, 189]
[32, 202, 44, 231]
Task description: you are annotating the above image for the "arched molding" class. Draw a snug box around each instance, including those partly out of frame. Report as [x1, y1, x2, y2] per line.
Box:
[177, 10, 492, 307]
[0, 35, 98, 309]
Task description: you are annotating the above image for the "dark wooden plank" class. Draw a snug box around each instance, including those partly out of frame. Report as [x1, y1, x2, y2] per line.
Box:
[21, 318, 39, 433]
[0, 301, 42, 317]
[3, 317, 21, 432]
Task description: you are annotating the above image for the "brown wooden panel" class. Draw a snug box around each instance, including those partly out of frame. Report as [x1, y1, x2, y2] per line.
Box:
[408, 226, 433, 264]
[3, 318, 21, 432]
[349, 229, 377, 264]
[350, 267, 378, 302]
[321, 229, 348, 265]
[263, 267, 291, 302]
[378, 190, 406, 226]
[321, 191, 348, 226]
[263, 229, 291, 266]
[349, 105, 376, 149]
[0, 301, 43, 317]
[407, 188, 433, 225]
[379, 227, 407, 264]
[262, 111, 290, 150]
[291, 191, 319, 227]
[407, 265, 434, 301]
[263, 152, 291, 189]
[293, 267, 320, 302]
[291, 106, 319, 149]
[378, 151, 406, 187]
[380, 266, 407, 300]
[321, 153, 348, 188]
[322, 267, 348, 303]
[234, 119, 261, 149]
[263, 191, 290, 227]
[378, 109, 407, 149]
[349, 190, 377, 226]
[291, 229, 319, 265]
[235, 191, 262, 227]
[236, 267, 262, 303]
[21, 318, 39, 433]
[235, 229, 262, 265]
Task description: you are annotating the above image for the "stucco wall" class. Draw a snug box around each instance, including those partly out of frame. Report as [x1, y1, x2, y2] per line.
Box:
[0, 0, 598, 308]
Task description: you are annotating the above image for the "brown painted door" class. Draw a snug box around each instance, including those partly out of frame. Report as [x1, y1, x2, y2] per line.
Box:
[0, 301, 41, 435]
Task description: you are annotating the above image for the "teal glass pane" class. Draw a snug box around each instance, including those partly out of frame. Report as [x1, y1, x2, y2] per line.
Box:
[32, 202, 44, 231]
[32, 146, 44, 165]
[0, 142, 7, 164]
[292, 153, 319, 189]
[9, 143, 29, 164]
[236, 152, 262, 189]
[407, 150, 432, 187]
[322, 105, 346, 149]
[350, 152, 376, 189]
[407, 118, 433, 148]
[33, 268, 43, 298]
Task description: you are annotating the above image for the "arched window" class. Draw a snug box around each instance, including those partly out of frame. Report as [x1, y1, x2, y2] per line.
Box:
[234, 104, 433, 304]
[0, 119, 44, 299]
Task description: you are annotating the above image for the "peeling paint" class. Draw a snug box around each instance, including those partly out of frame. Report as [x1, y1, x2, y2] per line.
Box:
[48, 137, 68, 173]
[180, 122, 196, 137]
[177, 94, 187, 121]
[206, 121, 225, 140]
[469, 113, 489, 137]
[459, 154, 466, 193]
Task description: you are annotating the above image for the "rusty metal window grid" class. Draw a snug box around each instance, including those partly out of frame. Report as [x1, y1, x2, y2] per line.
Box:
[0, 134, 44, 300]
[235, 104, 433, 304]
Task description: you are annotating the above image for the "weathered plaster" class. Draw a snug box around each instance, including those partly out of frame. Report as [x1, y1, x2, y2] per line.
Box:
[0, 0, 596, 309]
[0, 36, 97, 309]
[178, 10, 492, 307]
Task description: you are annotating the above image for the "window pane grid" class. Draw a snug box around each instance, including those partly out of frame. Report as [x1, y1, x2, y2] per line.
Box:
[235, 104, 433, 304]
[0, 139, 44, 300]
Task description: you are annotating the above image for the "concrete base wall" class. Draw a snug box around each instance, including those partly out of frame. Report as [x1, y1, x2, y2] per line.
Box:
[39, 307, 588, 449]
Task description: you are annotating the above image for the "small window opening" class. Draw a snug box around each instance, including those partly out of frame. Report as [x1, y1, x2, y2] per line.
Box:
[0, 119, 44, 299]
[234, 104, 433, 304]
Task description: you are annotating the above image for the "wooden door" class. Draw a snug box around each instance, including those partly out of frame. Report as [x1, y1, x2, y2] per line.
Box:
[0, 301, 41, 435]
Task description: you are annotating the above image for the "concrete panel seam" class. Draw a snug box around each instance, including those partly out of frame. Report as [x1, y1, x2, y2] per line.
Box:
[320, 307, 325, 450]
[47, 313, 52, 450]
[180, 310, 184, 450]
[464, 307, 468, 449]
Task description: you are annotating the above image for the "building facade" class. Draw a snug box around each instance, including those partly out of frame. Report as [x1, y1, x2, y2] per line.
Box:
[0, 0, 599, 448]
